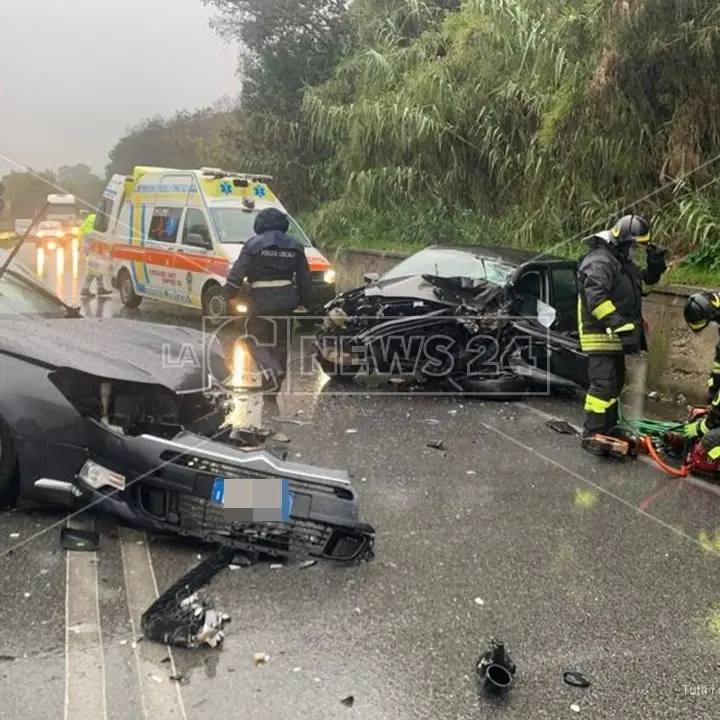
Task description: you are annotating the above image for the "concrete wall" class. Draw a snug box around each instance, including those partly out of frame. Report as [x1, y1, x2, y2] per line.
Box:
[323, 245, 714, 403]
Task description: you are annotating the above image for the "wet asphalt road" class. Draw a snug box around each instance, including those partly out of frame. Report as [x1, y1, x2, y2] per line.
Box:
[1, 246, 720, 719]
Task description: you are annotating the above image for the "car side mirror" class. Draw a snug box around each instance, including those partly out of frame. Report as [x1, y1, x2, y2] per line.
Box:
[364, 272, 379, 284]
[187, 232, 210, 248]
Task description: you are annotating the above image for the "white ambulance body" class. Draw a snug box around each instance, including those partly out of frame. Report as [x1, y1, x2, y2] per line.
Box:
[89, 166, 336, 318]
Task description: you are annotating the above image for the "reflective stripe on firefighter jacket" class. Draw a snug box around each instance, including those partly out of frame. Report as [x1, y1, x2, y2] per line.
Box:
[708, 327, 720, 399]
[577, 241, 649, 354]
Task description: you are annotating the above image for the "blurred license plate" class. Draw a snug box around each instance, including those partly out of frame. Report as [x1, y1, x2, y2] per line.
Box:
[210, 478, 294, 521]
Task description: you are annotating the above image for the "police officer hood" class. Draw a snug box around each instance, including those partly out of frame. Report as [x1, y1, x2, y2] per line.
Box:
[254, 207, 290, 238]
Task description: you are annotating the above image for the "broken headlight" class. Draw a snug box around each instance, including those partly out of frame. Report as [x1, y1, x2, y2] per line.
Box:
[79, 460, 126, 491]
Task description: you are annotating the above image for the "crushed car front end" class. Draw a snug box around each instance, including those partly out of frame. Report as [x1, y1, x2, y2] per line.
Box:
[313, 274, 520, 387]
[11, 362, 373, 563]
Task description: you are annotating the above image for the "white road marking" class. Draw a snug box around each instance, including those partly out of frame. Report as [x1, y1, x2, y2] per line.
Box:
[64, 517, 107, 720]
[119, 528, 187, 720]
[480, 418, 720, 558]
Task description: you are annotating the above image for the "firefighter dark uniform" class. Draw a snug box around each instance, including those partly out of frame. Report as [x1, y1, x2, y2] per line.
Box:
[577, 214, 667, 447]
[224, 207, 312, 393]
[683, 291, 720, 402]
[681, 291, 720, 462]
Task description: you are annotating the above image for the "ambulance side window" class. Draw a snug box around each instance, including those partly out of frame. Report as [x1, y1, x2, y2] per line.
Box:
[148, 207, 183, 243]
[182, 209, 211, 247]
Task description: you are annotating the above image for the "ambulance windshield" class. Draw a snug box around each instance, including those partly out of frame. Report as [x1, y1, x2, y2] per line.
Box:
[210, 208, 312, 247]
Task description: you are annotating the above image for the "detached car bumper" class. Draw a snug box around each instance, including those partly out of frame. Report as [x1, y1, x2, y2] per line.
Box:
[38, 420, 374, 562]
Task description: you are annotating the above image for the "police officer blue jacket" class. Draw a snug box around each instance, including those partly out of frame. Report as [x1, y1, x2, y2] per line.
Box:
[225, 207, 312, 315]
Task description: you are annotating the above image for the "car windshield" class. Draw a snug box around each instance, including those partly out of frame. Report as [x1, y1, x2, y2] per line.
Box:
[0, 255, 69, 318]
[209, 208, 312, 247]
[380, 248, 515, 286]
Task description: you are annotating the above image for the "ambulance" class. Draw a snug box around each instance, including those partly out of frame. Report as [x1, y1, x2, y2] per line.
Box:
[88, 166, 337, 320]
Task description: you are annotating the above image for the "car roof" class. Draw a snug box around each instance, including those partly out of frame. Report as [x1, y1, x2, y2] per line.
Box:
[427, 244, 573, 267]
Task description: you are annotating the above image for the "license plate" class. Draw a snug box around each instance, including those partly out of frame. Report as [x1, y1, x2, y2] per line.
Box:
[211, 477, 294, 522]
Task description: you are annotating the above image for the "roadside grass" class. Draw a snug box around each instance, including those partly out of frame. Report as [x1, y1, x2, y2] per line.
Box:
[301, 203, 719, 291]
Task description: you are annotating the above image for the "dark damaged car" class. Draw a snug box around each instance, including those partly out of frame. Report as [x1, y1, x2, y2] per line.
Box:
[0, 251, 374, 562]
[313, 245, 589, 395]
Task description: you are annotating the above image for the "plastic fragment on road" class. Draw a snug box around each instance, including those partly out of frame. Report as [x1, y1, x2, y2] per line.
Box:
[61, 526, 100, 551]
[474, 597, 484, 606]
[254, 652, 270, 666]
[570, 703, 580, 712]
[141, 548, 233, 649]
[546, 419, 579, 435]
[563, 670, 590, 688]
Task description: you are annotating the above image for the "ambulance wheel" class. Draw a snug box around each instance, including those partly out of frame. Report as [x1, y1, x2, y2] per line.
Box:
[202, 283, 228, 325]
[118, 269, 142, 309]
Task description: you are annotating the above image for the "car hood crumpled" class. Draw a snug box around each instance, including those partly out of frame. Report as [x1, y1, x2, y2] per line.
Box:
[0, 317, 228, 392]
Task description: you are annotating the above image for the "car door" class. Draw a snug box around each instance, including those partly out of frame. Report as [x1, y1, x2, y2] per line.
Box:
[504, 266, 553, 377]
[546, 263, 588, 387]
[175, 207, 215, 308]
[145, 206, 183, 300]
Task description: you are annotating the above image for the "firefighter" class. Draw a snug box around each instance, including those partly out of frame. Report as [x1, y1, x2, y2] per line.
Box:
[223, 207, 312, 394]
[683, 291, 720, 401]
[577, 214, 668, 453]
[78, 212, 110, 297]
[680, 291, 720, 463]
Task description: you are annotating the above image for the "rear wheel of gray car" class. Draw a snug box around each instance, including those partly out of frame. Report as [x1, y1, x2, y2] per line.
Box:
[118, 268, 142, 308]
[456, 370, 528, 399]
[0, 417, 19, 508]
[315, 353, 362, 381]
[202, 283, 229, 326]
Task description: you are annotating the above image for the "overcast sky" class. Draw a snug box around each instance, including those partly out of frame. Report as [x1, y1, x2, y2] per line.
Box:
[0, 0, 240, 178]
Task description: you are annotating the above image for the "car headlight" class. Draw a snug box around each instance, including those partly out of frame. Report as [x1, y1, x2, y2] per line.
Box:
[55, 231, 64, 238]
[324, 268, 336, 284]
[47, 241, 56, 249]
[78, 459, 126, 491]
[234, 301, 247, 314]
[71, 227, 79, 235]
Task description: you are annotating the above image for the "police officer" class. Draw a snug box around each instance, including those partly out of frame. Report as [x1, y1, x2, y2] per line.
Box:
[78, 212, 110, 297]
[224, 207, 312, 394]
[577, 214, 667, 453]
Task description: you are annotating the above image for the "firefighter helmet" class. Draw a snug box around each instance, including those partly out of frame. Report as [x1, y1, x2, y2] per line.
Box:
[683, 292, 720, 333]
[610, 214, 651, 245]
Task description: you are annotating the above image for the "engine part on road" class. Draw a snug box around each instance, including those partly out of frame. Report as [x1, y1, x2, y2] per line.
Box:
[475, 638, 516, 696]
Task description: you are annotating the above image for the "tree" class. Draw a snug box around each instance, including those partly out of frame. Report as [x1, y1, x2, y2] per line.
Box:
[105, 102, 239, 178]
[201, 0, 352, 211]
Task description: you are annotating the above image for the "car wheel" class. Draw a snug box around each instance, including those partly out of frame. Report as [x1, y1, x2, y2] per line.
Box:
[0, 417, 19, 508]
[315, 353, 362, 381]
[202, 283, 228, 326]
[456, 370, 528, 399]
[118, 268, 142, 308]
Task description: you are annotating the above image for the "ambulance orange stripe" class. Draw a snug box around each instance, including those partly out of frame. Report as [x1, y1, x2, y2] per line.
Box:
[112, 245, 329, 275]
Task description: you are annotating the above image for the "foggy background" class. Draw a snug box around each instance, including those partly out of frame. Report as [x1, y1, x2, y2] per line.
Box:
[0, 0, 240, 176]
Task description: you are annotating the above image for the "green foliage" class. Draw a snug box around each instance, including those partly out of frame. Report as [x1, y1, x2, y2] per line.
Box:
[303, 0, 720, 256]
[105, 0, 720, 281]
[105, 101, 239, 179]
[0, 164, 105, 220]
